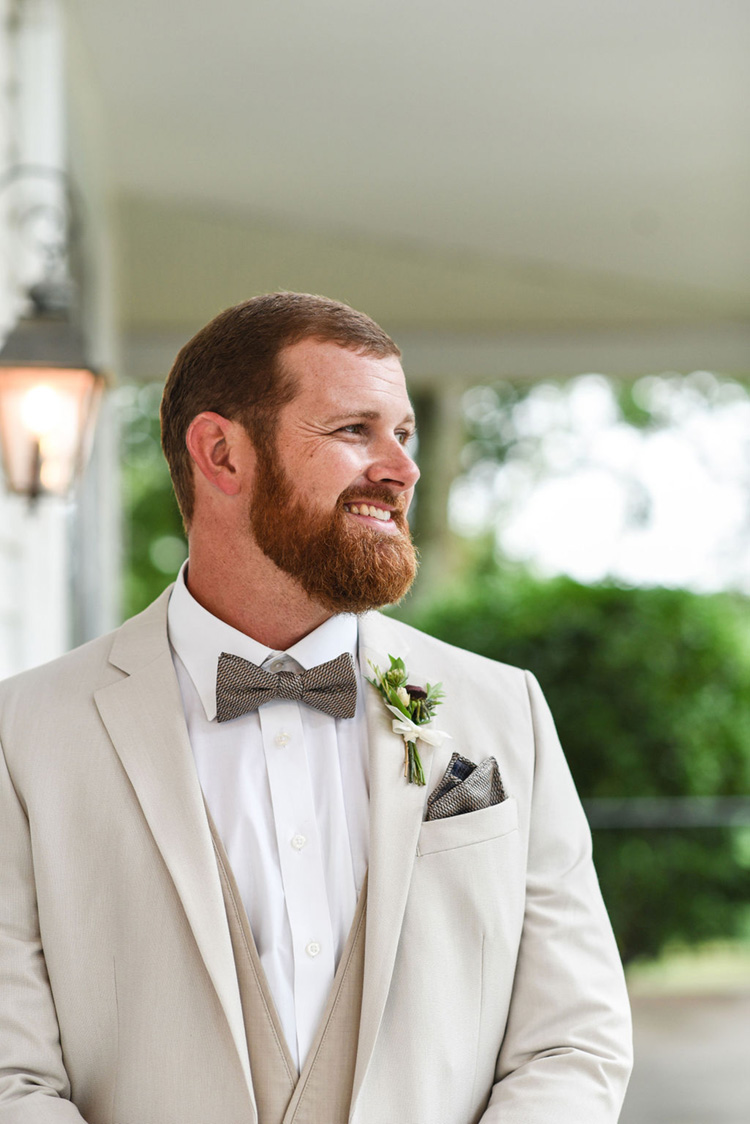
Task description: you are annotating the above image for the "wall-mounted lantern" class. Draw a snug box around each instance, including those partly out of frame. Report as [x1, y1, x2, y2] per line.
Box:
[0, 165, 105, 501]
[0, 284, 104, 499]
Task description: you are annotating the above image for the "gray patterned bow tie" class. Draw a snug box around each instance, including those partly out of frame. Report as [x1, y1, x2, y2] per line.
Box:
[215, 650, 357, 722]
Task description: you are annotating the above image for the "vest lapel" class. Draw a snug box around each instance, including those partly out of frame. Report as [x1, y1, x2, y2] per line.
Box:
[94, 595, 255, 1116]
[352, 615, 437, 1113]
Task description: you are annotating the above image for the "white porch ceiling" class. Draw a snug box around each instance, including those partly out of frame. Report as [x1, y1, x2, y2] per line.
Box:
[70, 0, 750, 373]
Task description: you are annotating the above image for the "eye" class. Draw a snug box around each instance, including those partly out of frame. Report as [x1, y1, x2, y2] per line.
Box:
[337, 423, 365, 435]
[396, 428, 415, 446]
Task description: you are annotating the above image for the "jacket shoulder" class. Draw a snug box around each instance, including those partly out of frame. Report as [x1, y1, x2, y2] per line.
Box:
[364, 611, 530, 693]
[0, 628, 119, 700]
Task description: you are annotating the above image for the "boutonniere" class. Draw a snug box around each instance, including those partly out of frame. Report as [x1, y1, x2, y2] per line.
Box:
[367, 655, 450, 785]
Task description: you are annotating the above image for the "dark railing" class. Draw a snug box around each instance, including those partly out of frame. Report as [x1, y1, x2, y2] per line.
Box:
[583, 797, 750, 829]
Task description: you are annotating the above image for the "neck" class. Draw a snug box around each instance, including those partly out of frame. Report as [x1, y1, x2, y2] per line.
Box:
[185, 534, 334, 650]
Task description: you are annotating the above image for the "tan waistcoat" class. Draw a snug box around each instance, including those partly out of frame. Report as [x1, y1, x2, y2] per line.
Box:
[209, 819, 366, 1124]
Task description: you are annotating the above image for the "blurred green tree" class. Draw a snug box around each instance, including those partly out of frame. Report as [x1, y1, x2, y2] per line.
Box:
[119, 383, 187, 619]
[400, 566, 750, 962]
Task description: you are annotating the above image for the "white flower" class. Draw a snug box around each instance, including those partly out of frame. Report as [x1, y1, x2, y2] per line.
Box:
[396, 686, 411, 707]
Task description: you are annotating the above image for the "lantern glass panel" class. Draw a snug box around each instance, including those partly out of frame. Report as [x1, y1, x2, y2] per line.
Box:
[0, 367, 103, 497]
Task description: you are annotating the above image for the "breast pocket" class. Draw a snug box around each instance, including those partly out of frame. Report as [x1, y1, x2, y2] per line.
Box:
[416, 795, 518, 856]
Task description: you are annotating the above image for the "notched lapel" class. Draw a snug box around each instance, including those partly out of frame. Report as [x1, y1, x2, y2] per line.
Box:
[94, 602, 255, 1112]
[353, 616, 438, 1109]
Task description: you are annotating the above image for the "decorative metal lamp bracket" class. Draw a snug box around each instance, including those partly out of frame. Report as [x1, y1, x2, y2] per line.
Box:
[0, 163, 105, 502]
[0, 162, 83, 312]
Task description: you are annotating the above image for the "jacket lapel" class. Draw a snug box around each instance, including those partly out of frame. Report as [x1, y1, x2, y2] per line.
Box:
[93, 592, 255, 1115]
[352, 613, 438, 1110]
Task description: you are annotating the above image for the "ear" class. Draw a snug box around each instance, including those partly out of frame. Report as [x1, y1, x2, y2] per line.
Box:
[185, 411, 252, 497]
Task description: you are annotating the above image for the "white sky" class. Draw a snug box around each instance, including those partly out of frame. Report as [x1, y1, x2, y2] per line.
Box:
[450, 373, 750, 593]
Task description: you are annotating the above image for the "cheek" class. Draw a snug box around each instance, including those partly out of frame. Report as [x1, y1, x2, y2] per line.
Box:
[307, 450, 364, 492]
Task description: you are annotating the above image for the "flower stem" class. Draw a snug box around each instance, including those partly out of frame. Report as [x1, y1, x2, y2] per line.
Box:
[407, 740, 426, 786]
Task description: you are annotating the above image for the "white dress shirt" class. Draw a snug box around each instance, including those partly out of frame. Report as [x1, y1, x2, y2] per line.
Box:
[167, 565, 370, 1070]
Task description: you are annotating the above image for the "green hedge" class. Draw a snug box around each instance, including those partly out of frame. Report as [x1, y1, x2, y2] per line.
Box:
[402, 571, 750, 962]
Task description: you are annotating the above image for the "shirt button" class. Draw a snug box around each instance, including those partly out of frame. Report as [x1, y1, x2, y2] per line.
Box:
[275, 731, 291, 746]
[291, 833, 307, 851]
[306, 941, 321, 958]
[270, 658, 285, 673]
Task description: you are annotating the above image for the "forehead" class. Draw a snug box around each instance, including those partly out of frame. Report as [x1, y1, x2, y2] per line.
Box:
[279, 338, 410, 413]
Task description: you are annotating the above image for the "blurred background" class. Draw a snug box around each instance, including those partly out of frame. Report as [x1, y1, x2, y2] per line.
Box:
[1, 1, 749, 1119]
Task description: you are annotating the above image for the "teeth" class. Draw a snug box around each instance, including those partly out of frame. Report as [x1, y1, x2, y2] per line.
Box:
[345, 503, 392, 521]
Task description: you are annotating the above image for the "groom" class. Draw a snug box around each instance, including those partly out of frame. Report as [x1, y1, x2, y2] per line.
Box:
[0, 292, 632, 1123]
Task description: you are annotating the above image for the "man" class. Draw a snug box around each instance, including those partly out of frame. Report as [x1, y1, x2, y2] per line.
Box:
[0, 292, 632, 1124]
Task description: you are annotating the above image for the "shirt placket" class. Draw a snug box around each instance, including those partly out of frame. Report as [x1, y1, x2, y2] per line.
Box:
[258, 670, 336, 1069]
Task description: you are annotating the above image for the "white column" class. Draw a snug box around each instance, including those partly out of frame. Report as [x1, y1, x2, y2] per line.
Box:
[0, 498, 70, 676]
[0, 0, 116, 675]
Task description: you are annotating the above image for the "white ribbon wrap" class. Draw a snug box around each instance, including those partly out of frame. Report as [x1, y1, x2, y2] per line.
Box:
[385, 704, 451, 747]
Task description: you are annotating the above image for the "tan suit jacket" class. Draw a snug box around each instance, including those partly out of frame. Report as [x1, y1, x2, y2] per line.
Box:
[0, 589, 632, 1124]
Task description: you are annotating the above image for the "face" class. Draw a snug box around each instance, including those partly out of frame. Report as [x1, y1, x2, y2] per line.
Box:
[248, 338, 421, 613]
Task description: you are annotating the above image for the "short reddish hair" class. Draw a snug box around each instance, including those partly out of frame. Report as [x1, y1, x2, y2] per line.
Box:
[160, 292, 400, 523]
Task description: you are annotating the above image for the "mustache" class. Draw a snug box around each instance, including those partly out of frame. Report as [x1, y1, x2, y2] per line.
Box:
[338, 485, 410, 516]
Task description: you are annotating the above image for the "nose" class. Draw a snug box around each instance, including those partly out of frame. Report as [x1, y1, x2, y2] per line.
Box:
[367, 436, 420, 492]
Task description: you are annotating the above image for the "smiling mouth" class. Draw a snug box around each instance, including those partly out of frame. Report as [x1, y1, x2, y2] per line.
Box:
[343, 502, 393, 523]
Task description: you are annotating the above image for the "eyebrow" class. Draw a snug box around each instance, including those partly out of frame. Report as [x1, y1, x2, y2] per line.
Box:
[323, 410, 417, 428]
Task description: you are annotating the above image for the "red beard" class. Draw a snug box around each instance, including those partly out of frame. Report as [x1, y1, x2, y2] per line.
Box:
[249, 444, 418, 614]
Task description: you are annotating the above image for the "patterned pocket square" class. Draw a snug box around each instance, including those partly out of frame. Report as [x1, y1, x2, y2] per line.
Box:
[425, 752, 507, 821]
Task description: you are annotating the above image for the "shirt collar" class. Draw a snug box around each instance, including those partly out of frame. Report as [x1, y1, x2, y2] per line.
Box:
[167, 561, 359, 721]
